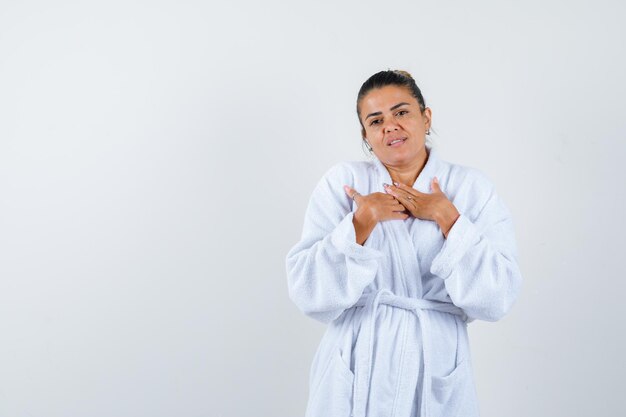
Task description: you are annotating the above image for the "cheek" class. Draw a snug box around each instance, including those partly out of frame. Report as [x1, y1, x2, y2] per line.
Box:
[406, 119, 424, 132]
[367, 128, 383, 140]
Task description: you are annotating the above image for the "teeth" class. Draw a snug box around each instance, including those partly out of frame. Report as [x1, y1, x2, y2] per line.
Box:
[389, 139, 404, 145]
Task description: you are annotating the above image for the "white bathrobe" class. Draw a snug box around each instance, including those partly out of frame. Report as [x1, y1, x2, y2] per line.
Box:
[285, 143, 522, 417]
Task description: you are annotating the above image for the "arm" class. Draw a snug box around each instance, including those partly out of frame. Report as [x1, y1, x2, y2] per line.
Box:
[429, 173, 523, 322]
[285, 163, 385, 324]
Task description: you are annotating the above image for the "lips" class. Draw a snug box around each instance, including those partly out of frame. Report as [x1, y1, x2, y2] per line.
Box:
[386, 137, 407, 146]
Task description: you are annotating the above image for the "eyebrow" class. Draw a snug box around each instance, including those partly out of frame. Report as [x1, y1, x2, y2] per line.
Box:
[365, 102, 410, 120]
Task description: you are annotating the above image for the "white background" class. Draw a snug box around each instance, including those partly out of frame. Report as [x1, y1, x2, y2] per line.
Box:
[1, 0, 625, 416]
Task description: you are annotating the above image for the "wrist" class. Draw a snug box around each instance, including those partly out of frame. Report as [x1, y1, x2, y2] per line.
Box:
[354, 208, 377, 228]
[434, 204, 460, 238]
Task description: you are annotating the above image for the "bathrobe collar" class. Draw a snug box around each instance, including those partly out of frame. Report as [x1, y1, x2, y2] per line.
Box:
[369, 142, 441, 298]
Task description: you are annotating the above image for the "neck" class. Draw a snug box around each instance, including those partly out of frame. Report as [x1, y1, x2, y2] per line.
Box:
[385, 147, 429, 186]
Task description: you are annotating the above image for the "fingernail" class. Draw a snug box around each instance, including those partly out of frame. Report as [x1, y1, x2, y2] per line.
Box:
[393, 181, 399, 186]
[383, 182, 390, 188]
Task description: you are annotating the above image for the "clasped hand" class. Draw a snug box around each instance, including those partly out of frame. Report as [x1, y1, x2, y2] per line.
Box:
[343, 177, 460, 236]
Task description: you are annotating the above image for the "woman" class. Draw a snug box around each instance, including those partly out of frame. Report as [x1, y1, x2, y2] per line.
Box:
[285, 70, 522, 417]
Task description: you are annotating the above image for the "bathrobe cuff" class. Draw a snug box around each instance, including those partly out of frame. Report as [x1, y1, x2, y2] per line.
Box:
[429, 213, 479, 280]
[330, 211, 385, 261]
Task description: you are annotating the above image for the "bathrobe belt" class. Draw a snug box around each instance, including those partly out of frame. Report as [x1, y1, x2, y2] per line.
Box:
[350, 288, 469, 417]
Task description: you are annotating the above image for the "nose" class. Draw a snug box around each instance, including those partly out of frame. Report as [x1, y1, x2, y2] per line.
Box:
[384, 123, 399, 132]
[383, 118, 400, 132]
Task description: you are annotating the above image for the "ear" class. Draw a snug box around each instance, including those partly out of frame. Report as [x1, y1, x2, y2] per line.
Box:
[423, 107, 432, 130]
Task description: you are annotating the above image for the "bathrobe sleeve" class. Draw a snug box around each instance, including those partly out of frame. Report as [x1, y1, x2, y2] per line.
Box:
[286, 163, 385, 324]
[429, 171, 523, 322]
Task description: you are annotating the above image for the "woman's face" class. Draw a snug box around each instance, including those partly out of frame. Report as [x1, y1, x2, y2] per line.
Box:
[359, 85, 432, 166]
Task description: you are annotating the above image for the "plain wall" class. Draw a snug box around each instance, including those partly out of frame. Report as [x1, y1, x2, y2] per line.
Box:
[1, 0, 625, 416]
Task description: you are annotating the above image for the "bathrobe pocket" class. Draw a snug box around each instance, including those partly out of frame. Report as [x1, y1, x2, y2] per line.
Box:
[305, 347, 355, 417]
[430, 358, 472, 417]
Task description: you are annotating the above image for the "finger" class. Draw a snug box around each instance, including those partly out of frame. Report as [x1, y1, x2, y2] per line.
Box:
[394, 182, 426, 196]
[387, 198, 413, 218]
[383, 201, 406, 215]
[382, 187, 395, 198]
[390, 211, 410, 220]
[343, 185, 362, 203]
[390, 203, 409, 213]
[389, 199, 408, 210]
[385, 184, 417, 203]
[387, 183, 414, 197]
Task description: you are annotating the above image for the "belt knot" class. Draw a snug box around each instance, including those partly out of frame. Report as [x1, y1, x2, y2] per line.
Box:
[350, 288, 468, 417]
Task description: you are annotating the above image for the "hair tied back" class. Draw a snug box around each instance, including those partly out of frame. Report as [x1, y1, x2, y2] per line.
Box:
[392, 70, 414, 80]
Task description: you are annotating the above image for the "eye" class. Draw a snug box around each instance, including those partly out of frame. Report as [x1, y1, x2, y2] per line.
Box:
[370, 119, 381, 126]
[397, 110, 408, 116]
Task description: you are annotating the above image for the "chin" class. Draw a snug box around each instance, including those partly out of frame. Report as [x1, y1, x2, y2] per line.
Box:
[387, 148, 422, 163]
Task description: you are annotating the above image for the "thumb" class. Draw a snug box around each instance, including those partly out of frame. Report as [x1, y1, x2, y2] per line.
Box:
[431, 176, 441, 192]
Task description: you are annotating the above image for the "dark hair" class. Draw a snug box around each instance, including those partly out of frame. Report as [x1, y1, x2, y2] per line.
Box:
[356, 70, 433, 150]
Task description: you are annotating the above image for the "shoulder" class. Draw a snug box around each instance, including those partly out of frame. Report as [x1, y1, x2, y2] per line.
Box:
[305, 161, 371, 218]
[443, 159, 496, 195]
[438, 159, 500, 220]
[317, 160, 372, 186]
[443, 160, 516, 228]
[307, 160, 374, 210]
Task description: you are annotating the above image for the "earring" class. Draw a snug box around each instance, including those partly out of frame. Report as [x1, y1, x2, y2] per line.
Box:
[426, 129, 431, 135]
[363, 139, 373, 152]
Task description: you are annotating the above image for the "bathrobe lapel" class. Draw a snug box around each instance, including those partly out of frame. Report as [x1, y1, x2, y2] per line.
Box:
[371, 144, 440, 299]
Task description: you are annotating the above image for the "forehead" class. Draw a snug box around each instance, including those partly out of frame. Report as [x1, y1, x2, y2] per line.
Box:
[360, 85, 416, 111]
